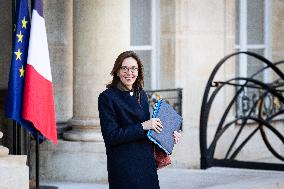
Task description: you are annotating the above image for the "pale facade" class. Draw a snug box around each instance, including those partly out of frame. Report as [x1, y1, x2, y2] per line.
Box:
[0, 0, 283, 185]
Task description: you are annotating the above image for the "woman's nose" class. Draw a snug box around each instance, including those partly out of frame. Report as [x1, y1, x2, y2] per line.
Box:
[125, 69, 133, 74]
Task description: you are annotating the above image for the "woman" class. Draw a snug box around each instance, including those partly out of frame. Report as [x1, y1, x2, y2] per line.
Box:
[98, 51, 181, 189]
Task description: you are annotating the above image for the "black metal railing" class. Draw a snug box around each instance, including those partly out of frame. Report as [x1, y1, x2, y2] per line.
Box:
[200, 51, 284, 171]
[146, 88, 182, 129]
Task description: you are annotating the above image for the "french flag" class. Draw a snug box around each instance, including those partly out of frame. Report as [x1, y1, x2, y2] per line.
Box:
[23, 0, 57, 144]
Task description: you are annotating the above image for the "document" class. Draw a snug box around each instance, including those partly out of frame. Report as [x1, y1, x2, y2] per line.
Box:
[147, 99, 182, 155]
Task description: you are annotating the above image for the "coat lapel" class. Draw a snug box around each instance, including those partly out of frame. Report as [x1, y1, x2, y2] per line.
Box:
[114, 87, 147, 122]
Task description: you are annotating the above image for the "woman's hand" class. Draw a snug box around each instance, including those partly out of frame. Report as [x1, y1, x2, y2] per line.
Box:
[173, 130, 182, 144]
[142, 118, 163, 133]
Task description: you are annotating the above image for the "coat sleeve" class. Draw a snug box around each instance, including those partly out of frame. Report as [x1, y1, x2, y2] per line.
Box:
[98, 92, 145, 147]
[141, 90, 151, 119]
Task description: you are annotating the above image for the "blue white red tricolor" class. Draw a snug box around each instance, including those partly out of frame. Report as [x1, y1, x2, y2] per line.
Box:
[23, 0, 57, 144]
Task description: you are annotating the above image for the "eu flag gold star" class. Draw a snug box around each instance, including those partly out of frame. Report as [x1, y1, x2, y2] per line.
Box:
[19, 65, 25, 77]
[16, 31, 23, 43]
[14, 49, 22, 60]
[22, 17, 28, 29]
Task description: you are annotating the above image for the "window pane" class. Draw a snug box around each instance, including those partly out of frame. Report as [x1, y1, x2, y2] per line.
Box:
[235, 49, 240, 76]
[246, 49, 264, 119]
[247, 0, 264, 44]
[235, 0, 240, 45]
[247, 49, 264, 81]
[237, 49, 264, 119]
[134, 50, 152, 90]
[130, 0, 152, 46]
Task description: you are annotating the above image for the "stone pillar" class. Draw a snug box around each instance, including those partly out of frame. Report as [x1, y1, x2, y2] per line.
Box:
[0, 0, 12, 89]
[64, 0, 130, 141]
[43, 0, 73, 135]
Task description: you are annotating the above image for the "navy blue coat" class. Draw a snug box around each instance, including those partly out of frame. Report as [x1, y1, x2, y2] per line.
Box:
[98, 87, 160, 189]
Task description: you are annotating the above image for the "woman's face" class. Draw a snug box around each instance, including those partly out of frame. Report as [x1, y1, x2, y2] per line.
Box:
[117, 57, 139, 90]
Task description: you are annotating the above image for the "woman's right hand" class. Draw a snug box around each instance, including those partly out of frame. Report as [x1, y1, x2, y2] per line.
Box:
[142, 118, 163, 133]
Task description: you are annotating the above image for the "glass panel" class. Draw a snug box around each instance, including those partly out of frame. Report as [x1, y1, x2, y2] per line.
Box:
[236, 49, 265, 119]
[134, 50, 152, 90]
[247, 0, 264, 44]
[246, 49, 264, 117]
[130, 0, 152, 46]
[235, 49, 240, 76]
[247, 49, 264, 80]
[235, 0, 240, 45]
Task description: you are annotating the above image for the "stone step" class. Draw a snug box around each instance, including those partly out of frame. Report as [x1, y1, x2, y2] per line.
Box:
[34, 140, 108, 183]
[159, 167, 284, 189]
[42, 167, 284, 189]
[40, 181, 107, 189]
[0, 155, 29, 189]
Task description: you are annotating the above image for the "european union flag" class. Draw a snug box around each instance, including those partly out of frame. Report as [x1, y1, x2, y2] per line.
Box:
[5, 0, 43, 140]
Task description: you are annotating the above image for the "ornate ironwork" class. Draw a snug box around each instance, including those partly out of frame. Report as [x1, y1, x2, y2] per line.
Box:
[200, 51, 284, 171]
[236, 89, 284, 120]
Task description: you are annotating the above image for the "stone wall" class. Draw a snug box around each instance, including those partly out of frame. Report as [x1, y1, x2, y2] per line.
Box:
[272, 0, 284, 79]
[160, 0, 284, 168]
[159, 0, 231, 168]
[160, 0, 176, 89]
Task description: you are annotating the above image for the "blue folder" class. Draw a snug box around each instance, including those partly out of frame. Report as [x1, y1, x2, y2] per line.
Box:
[147, 99, 183, 155]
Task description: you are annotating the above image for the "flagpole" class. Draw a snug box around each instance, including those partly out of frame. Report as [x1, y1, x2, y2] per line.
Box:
[35, 133, 58, 189]
[17, 123, 22, 154]
[12, 121, 17, 154]
[11, 0, 20, 156]
[12, 0, 16, 155]
[36, 133, 39, 188]
[31, 0, 57, 187]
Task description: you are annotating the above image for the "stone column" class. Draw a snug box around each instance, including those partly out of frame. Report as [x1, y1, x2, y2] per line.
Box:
[0, 0, 12, 89]
[43, 0, 73, 135]
[64, 0, 130, 141]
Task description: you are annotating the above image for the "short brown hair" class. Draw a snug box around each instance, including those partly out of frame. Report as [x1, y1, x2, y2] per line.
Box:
[107, 51, 144, 89]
